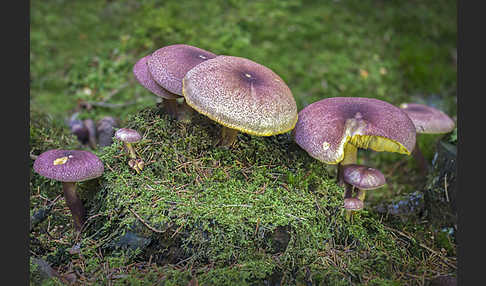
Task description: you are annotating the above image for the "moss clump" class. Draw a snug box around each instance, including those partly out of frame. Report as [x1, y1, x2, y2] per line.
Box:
[60, 105, 453, 285]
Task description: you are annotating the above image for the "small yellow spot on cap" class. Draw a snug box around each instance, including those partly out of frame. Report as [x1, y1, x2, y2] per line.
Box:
[53, 156, 69, 165]
[322, 141, 330, 151]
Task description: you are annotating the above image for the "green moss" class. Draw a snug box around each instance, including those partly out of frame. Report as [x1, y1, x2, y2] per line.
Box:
[44, 106, 451, 285]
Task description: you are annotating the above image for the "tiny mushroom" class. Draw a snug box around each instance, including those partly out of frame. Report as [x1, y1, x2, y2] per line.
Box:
[68, 113, 89, 145]
[96, 116, 118, 147]
[343, 197, 364, 221]
[293, 97, 416, 187]
[147, 44, 218, 121]
[344, 197, 364, 211]
[399, 103, 455, 173]
[33, 149, 104, 232]
[83, 119, 97, 150]
[133, 55, 180, 118]
[342, 164, 386, 203]
[114, 128, 142, 160]
[182, 55, 298, 147]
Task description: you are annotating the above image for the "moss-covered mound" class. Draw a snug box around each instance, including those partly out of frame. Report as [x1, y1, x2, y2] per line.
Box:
[46, 105, 449, 285]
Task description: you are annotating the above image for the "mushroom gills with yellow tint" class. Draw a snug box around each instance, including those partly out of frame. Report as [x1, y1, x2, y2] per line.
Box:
[349, 135, 411, 155]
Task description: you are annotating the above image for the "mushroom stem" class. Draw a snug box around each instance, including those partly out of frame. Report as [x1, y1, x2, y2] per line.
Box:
[62, 182, 85, 232]
[177, 100, 193, 123]
[125, 142, 137, 159]
[163, 98, 178, 118]
[218, 126, 239, 147]
[337, 144, 358, 187]
[357, 189, 367, 202]
[412, 141, 429, 175]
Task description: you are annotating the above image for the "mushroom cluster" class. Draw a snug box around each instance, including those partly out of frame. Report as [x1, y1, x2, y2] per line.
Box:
[293, 97, 417, 213]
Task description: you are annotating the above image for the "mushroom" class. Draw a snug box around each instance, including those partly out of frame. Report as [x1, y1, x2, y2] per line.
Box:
[147, 44, 217, 121]
[68, 113, 89, 145]
[343, 197, 364, 221]
[83, 119, 97, 149]
[293, 97, 416, 187]
[33, 149, 104, 232]
[399, 103, 455, 173]
[96, 116, 118, 147]
[133, 55, 180, 118]
[114, 128, 142, 160]
[342, 164, 386, 203]
[182, 55, 298, 147]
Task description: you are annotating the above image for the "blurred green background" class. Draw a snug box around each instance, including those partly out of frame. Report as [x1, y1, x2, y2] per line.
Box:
[30, 0, 457, 124]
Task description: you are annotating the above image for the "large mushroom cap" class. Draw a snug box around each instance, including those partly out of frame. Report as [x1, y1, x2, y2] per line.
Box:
[342, 164, 386, 190]
[399, 103, 455, 134]
[293, 97, 416, 164]
[147, 44, 217, 95]
[115, 128, 142, 143]
[133, 55, 179, 100]
[33, 149, 104, 182]
[182, 55, 298, 136]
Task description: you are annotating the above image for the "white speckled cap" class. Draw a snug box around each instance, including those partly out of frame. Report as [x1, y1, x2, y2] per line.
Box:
[115, 128, 142, 143]
[182, 55, 298, 136]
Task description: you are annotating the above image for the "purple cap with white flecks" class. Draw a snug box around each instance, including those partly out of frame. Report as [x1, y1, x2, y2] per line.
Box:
[342, 164, 386, 190]
[133, 55, 179, 100]
[115, 128, 142, 143]
[33, 149, 104, 182]
[400, 103, 455, 134]
[147, 44, 217, 95]
[293, 97, 416, 164]
[343, 198, 364, 211]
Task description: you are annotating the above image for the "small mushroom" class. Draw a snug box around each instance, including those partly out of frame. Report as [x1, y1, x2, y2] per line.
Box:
[344, 197, 364, 211]
[147, 44, 217, 121]
[399, 103, 455, 173]
[183, 55, 298, 147]
[133, 55, 180, 118]
[96, 116, 118, 147]
[114, 128, 142, 160]
[83, 119, 97, 149]
[342, 164, 386, 202]
[343, 197, 364, 221]
[68, 113, 89, 145]
[33, 149, 104, 232]
[293, 97, 416, 187]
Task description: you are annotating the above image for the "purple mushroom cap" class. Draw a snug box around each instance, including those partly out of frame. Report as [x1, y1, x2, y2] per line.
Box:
[182, 55, 298, 136]
[399, 103, 455, 134]
[344, 198, 364, 211]
[293, 97, 416, 164]
[342, 164, 386, 190]
[133, 55, 179, 100]
[147, 44, 217, 95]
[33, 149, 104, 182]
[115, 128, 142, 143]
